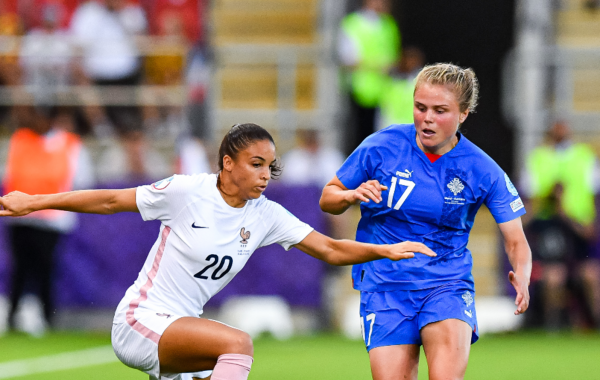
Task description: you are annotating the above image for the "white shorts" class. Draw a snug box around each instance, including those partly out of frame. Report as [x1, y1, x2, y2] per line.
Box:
[111, 311, 212, 380]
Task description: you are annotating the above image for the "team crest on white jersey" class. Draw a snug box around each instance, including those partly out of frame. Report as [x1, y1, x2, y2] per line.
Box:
[240, 227, 251, 245]
[447, 178, 465, 196]
[462, 291, 474, 307]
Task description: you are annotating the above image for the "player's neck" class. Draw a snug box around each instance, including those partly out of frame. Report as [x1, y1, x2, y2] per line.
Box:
[416, 134, 459, 155]
[217, 174, 248, 208]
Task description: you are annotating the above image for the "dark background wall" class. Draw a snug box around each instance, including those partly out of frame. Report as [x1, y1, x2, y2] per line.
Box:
[345, 0, 517, 174]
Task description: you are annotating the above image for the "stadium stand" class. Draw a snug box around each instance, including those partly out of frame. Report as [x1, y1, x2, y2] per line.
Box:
[209, 0, 341, 153]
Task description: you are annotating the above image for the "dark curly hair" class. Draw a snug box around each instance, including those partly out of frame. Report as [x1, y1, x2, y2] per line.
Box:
[218, 123, 283, 179]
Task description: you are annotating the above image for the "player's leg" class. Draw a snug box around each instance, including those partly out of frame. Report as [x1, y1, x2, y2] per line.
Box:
[420, 319, 472, 380]
[158, 317, 253, 379]
[369, 344, 420, 380]
[417, 282, 478, 380]
[361, 290, 422, 380]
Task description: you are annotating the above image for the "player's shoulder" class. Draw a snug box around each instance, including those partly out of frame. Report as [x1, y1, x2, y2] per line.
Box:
[362, 124, 413, 148]
[453, 135, 506, 184]
[149, 173, 215, 193]
[456, 134, 499, 168]
[249, 195, 296, 220]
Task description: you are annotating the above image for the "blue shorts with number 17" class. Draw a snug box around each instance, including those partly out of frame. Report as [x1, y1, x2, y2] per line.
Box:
[359, 280, 479, 351]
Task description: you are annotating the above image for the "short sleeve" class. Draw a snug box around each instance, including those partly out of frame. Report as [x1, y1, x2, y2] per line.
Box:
[336, 137, 380, 190]
[484, 171, 527, 224]
[136, 175, 190, 222]
[259, 201, 314, 251]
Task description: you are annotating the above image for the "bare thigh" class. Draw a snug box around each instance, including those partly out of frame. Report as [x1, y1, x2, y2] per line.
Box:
[421, 319, 471, 380]
[369, 344, 420, 380]
[158, 317, 253, 374]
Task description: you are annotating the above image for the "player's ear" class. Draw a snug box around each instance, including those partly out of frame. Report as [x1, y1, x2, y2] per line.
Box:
[459, 109, 469, 124]
[222, 155, 234, 172]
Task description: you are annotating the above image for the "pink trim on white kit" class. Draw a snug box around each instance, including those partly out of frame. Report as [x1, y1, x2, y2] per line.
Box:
[126, 225, 171, 344]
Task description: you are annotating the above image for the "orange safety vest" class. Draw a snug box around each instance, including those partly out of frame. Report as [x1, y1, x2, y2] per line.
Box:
[3, 128, 82, 220]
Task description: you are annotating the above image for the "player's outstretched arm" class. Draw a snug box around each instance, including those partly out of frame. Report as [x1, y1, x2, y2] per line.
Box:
[498, 217, 532, 315]
[320, 176, 388, 215]
[294, 230, 436, 266]
[0, 188, 138, 217]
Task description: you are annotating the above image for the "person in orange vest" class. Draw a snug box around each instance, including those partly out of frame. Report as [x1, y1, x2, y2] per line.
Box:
[3, 105, 94, 333]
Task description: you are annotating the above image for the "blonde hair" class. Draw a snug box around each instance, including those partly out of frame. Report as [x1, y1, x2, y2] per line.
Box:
[414, 63, 479, 113]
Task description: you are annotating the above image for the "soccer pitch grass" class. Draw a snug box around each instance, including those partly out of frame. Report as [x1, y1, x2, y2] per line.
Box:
[0, 330, 599, 379]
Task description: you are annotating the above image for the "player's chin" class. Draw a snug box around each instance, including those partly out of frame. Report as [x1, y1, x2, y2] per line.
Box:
[250, 186, 267, 198]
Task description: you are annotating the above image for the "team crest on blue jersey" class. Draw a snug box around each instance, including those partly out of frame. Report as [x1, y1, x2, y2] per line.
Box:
[504, 173, 519, 196]
[152, 176, 174, 190]
[240, 227, 251, 245]
[447, 178, 465, 196]
[462, 291, 474, 307]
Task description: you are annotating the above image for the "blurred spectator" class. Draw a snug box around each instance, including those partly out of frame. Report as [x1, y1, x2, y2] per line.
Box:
[70, 0, 149, 176]
[0, 1, 23, 129]
[377, 46, 425, 130]
[94, 129, 171, 182]
[174, 45, 212, 175]
[338, 0, 400, 153]
[176, 134, 211, 175]
[521, 121, 600, 330]
[281, 128, 347, 243]
[143, 1, 189, 139]
[16, 0, 79, 30]
[2, 105, 94, 333]
[280, 129, 345, 187]
[19, 2, 73, 105]
[146, 0, 202, 43]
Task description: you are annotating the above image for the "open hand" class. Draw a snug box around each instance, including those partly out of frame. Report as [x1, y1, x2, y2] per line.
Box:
[350, 180, 388, 204]
[508, 270, 530, 315]
[384, 241, 437, 261]
[0, 191, 35, 217]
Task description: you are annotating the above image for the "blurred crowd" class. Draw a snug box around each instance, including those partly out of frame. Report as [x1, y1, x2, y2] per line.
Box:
[0, 0, 210, 183]
[520, 121, 600, 331]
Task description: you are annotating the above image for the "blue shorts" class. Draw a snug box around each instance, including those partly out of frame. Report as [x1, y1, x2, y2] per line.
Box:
[359, 280, 479, 351]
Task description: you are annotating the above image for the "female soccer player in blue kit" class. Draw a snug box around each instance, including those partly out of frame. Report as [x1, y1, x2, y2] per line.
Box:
[320, 63, 532, 380]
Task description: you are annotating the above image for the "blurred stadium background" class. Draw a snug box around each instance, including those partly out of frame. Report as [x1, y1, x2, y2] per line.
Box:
[0, 0, 599, 378]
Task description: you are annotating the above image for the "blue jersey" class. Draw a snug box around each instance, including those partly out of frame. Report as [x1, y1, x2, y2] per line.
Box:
[337, 124, 526, 291]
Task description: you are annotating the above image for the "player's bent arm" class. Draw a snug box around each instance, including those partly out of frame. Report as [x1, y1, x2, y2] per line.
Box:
[293, 230, 436, 266]
[0, 188, 138, 217]
[498, 217, 532, 315]
[320, 176, 387, 215]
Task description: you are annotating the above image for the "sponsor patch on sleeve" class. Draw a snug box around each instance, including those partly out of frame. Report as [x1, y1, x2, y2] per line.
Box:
[510, 197, 524, 212]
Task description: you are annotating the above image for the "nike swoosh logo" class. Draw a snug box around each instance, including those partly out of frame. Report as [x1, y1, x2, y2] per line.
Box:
[192, 223, 208, 229]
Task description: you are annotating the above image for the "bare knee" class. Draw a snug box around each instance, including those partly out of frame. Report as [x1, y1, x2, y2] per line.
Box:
[224, 331, 254, 357]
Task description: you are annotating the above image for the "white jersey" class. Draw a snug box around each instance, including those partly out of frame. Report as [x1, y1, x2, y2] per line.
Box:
[113, 173, 314, 327]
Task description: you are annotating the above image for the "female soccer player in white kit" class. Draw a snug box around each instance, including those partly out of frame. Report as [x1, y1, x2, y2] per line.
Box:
[0, 123, 436, 380]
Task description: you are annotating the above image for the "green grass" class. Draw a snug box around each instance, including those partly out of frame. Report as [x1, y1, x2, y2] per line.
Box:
[0, 330, 599, 379]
